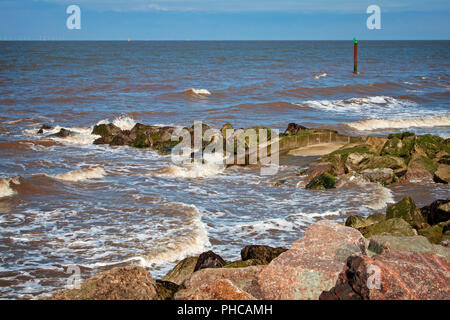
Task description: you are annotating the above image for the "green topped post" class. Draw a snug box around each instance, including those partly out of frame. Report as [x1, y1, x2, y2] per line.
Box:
[353, 37, 358, 74]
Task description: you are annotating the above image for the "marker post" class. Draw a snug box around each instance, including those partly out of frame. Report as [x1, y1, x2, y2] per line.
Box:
[353, 38, 358, 74]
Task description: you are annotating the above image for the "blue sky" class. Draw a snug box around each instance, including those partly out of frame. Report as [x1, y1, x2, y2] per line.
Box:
[0, 0, 449, 40]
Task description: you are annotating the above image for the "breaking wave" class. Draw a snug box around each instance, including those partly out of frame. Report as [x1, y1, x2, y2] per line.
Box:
[183, 88, 211, 95]
[313, 72, 327, 80]
[48, 167, 107, 182]
[0, 176, 20, 198]
[24, 125, 100, 145]
[140, 202, 211, 266]
[97, 115, 136, 131]
[345, 115, 450, 131]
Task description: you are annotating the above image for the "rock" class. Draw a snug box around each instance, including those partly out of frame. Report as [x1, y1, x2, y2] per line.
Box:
[418, 222, 446, 244]
[360, 155, 407, 177]
[361, 168, 395, 185]
[37, 124, 53, 134]
[433, 164, 450, 184]
[194, 251, 226, 272]
[405, 153, 435, 182]
[49, 266, 158, 300]
[240, 245, 288, 264]
[320, 251, 450, 300]
[365, 136, 388, 154]
[253, 220, 366, 300]
[415, 134, 449, 159]
[92, 123, 122, 138]
[368, 235, 450, 260]
[223, 259, 265, 268]
[299, 162, 332, 187]
[175, 279, 256, 300]
[162, 256, 198, 285]
[345, 152, 373, 171]
[345, 213, 386, 229]
[53, 128, 72, 138]
[386, 196, 427, 229]
[155, 280, 180, 300]
[283, 123, 308, 136]
[175, 266, 264, 300]
[359, 218, 417, 238]
[305, 173, 336, 190]
[381, 134, 415, 158]
[420, 199, 449, 225]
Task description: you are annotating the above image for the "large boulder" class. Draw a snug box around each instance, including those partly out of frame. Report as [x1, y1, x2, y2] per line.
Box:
[418, 222, 448, 244]
[386, 196, 427, 229]
[92, 124, 122, 144]
[240, 245, 288, 264]
[299, 162, 332, 187]
[162, 256, 198, 285]
[345, 213, 386, 230]
[49, 266, 158, 300]
[420, 199, 449, 225]
[155, 280, 180, 300]
[175, 266, 264, 300]
[305, 173, 337, 190]
[320, 251, 450, 300]
[368, 235, 450, 260]
[361, 168, 395, 185]
[283, 123, 308, 136]
[175, 279, 256, 300]
[365, 136, 388, 154]
[434, 164, 450, 184]
[359, 218, 417, 238]
[252, 220, 366, 300]
[194, 251, 226, 272]
[405, 153, 435, 182]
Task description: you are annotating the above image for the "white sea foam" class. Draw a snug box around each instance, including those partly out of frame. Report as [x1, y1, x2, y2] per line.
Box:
[185, 88, 211, 95]
[0, 177, 20, 198]
[96, 115, 137, 131]
[49, 167, 107, 182]
[313, 72, 327, 80]
[140, 202, 211, 266]
[297, 96, 435, 120]
[24, 125, 100, 145]
[345, 115, 450, 131]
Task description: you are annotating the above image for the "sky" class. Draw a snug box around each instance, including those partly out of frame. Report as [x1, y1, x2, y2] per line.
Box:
[0, 0, 449, 40]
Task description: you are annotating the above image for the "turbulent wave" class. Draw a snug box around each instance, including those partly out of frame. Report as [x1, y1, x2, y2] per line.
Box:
[183, 88, 211, 95]
[48, 167, 107, 182]
[0, 177, 20, 198]
[313, 72, 327, 80]
[140, 202, 211, 266]
[153, 162, 224, 179]
[97, 115, 136, 131]
[345, 115, 450, 131]
[300, 96, 417, 114]
[24, 125, 100, 145]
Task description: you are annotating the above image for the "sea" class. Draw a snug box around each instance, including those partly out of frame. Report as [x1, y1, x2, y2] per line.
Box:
[0, 41, 449, 299]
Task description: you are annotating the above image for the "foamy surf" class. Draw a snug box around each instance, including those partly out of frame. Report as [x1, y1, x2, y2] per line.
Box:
[24, 125, 100, 146]
[48, 167, 107, 182]
[153, 163, 224, 179]
[345, 115, 450, 131]
[184, 88, 211, 95]
[0, 176, 20, 198]
[313, 72, 327, 80]
[97, 115, 137, 131]
[141, 202, 211, 266]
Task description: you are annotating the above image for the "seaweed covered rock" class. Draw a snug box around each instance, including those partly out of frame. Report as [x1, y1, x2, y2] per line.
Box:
[320, 251, 450, 300]
[420, 199, 449, 225]
[386, 196, 426, 229]
[49, 266, 158, 300]
[162, 256, 198, 285]
[368, 235, 450, 259]
[433, 163, 450, 184]
[361, 168, 395, 185]
[283, 123, 308, 136]
[194, 251, 226, 272]
[359, 218, 417, 238]
[345, 213, 386, 230]
[305, 173, 336, 190]
[155, 280, 180, 300]
[240, 245, 288, 264]
[418, 222, 447, 244]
